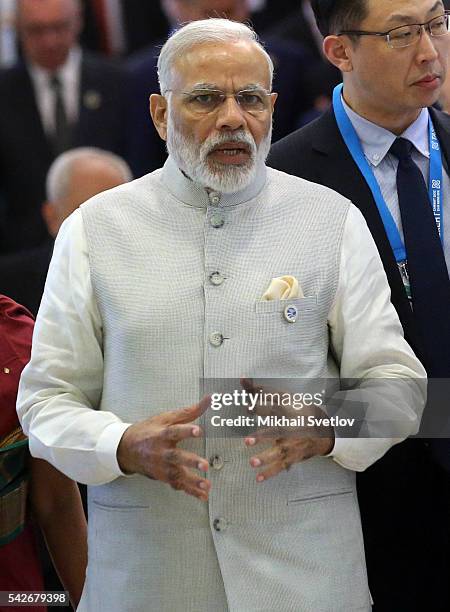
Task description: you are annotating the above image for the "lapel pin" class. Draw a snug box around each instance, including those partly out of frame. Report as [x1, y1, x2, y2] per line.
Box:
[284, 304, 298, 323]
[83, 90, 102, 110]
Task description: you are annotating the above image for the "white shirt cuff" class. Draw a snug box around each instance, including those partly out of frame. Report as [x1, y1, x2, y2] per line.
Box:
[327, 437, 397, 473]
[96, 421, 133, 478]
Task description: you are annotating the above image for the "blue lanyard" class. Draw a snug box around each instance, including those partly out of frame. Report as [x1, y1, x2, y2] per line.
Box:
[332, 83, 443, 262]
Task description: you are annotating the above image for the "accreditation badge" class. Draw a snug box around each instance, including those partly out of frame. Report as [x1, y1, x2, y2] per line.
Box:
[398, 260, 412, 303]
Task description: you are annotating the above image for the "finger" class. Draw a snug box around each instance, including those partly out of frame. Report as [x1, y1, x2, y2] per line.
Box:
[244, 428, 279, 447]
[249, 444, 283, 469]
[240, 378, 283, 401]
[240, 377, 256, 393]
[255, 461, 286, 483]
[162, 423, 204, 443]
[165, 464, 211, 499]
[162, 447, 209, 472]
[184, 478, 212, 502]
[163, 395, 211, 426]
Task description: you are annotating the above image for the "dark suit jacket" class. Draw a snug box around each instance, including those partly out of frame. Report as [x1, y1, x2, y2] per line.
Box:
[267, 6, 321, 58]
[0, 241, 52, 316]
[80, 0, 170, 56]
[266, 7, 341, 101]
[0, 52, 126, 254]
[125, 36, 320, 178]
[268, 108, 450, 611]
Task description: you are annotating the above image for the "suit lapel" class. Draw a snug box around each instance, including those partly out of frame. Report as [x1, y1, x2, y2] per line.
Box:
[311, 111, 398, 268]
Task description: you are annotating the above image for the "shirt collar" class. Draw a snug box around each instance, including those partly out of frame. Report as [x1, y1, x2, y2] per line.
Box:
[28, 46, 82, 88]
[161, 155, 267, 208]
[341, 94, 430, 166]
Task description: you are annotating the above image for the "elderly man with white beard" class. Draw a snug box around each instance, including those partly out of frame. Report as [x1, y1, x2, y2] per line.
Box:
[17, 18, 426, 612]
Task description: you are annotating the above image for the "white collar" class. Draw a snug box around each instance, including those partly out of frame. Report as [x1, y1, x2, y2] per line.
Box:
[161, 156, 267, 209]
[342, 95, 430, 167]
[28, 46, 82, 89]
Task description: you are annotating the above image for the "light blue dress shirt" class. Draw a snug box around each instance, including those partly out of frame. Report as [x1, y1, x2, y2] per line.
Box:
[342, 97, 450, 269]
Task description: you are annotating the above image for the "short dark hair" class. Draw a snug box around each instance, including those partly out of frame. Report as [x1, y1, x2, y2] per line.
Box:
[310, 0, 369, 37]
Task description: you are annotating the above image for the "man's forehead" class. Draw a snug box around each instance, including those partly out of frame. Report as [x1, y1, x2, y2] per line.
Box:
[19, 0, 78, 21]
[365, 0, 444, 26]
[172, 40, 271, 88]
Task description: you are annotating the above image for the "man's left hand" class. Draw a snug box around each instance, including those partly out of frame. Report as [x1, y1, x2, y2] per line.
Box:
[244, 433, 334, 482]
[241, 378, 334, 482]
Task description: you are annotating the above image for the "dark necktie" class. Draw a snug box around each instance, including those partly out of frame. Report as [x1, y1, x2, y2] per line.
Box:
[50, 74, 71, 155]
[389, 137, 450, 377]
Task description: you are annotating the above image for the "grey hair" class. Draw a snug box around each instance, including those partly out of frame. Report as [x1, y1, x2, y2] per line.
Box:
[46, 147, 132, 202]
[157, 18, 274, 94]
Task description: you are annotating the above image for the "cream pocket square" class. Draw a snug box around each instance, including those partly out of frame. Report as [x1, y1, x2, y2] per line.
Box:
[261, 275, 304, 301]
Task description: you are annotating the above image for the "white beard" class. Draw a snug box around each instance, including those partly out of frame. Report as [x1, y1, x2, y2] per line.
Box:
[166, 110, 271, 194]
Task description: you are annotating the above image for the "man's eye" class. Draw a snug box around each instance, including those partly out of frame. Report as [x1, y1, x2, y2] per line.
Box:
[390, 28, 413, 40]
[430, 17, 446, 32]
[240, 93, 262, 105]
[192, 94, 218, 106]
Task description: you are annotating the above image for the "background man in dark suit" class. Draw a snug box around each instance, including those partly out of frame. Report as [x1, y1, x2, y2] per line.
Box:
[80, 0, 170, 56]
[267, 0, 341, 109]
[125, 0, 320, 178]
[0, 147, 131, 316]
[79, 0, 295, 58]
[269, 0, 450, 610]
[0, 0, 126, 253]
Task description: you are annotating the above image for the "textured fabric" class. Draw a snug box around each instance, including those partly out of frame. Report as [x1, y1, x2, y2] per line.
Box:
[18, 158, 426, 611]
[261, 275, 301, 300]
[0, 434, 28, 545]
[80, 160, 369, 611]
[0, 296, 44, 606]
[0, 524, 46, 612]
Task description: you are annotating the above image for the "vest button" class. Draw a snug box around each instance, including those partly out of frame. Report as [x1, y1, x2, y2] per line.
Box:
[209, 332, 224, 347]
[210, 213, 225, 228]
[213, 517, 226, 532]
[209, 271, 225, 286]
[209, 455, 224, 470]
[209, 192, 221, 205]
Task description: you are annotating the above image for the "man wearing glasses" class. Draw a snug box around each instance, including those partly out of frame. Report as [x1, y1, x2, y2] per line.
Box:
[18, 17, 427, 612]
[269, 0, 450, 610]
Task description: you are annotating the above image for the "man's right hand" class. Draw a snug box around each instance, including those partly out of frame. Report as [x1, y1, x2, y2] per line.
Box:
[116, 396, 211, 501]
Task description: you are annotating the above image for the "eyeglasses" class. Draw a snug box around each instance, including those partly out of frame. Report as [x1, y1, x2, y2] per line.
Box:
[338, 11, 450, 48]
[165, 88, 273, 115]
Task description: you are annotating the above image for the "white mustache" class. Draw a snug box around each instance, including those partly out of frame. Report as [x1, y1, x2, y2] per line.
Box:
[201, 131, 257, 160]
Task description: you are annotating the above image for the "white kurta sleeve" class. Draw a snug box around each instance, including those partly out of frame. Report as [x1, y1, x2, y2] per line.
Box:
[17, 209, 131, 485]
[327, 205, 427, 472]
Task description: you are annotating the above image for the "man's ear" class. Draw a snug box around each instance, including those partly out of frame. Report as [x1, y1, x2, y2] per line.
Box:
[150, 94, 169, 141]
[323, 35, 354, 73]
[270, 92, 278, 114]
[41, 201, 59, 238]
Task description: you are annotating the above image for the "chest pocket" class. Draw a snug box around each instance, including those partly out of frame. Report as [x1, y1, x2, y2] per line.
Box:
[254, 295, 317, 315]
[252, 294, 331, 377]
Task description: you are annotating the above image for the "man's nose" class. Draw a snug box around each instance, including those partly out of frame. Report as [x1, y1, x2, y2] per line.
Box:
[416, 26, 440, 61]
[215, 95, 246, 131]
